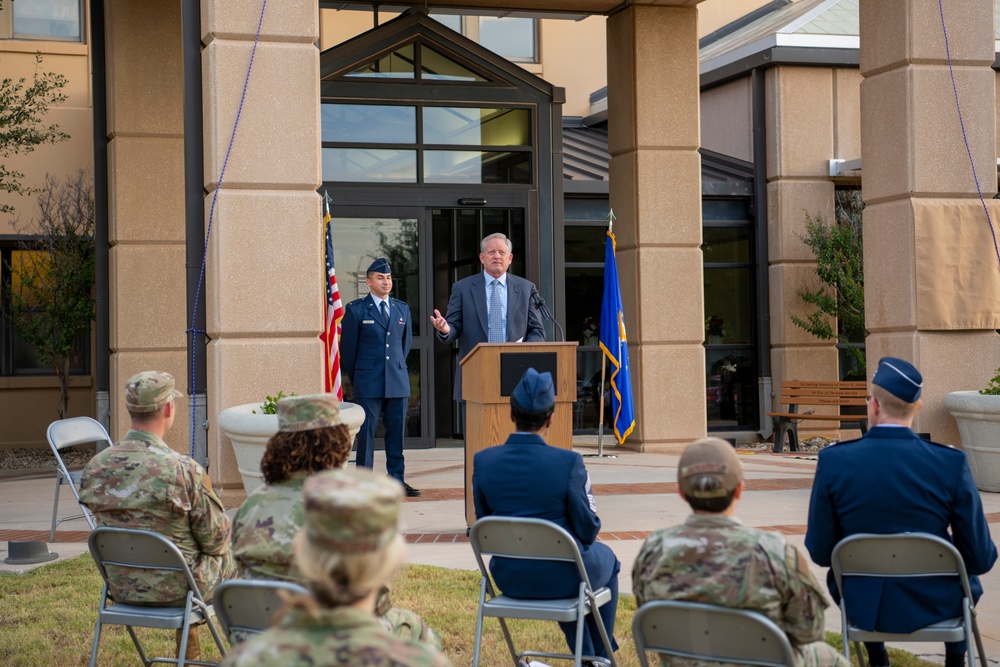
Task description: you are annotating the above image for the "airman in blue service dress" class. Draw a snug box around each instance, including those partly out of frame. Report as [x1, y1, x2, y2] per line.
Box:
[806, 357, 997, 667]
[340, 258, 419, 496]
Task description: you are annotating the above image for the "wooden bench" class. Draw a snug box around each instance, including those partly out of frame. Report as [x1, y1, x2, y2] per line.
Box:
[767, 381, 869, 453]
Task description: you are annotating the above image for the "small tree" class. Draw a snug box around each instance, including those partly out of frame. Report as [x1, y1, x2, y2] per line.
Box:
[5, 171, 96, 418]
[791, 190, 866, 376]
[0, 53, 68, 215]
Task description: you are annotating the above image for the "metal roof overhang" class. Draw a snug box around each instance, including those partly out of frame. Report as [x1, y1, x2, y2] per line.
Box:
[320, 0, 706, 20]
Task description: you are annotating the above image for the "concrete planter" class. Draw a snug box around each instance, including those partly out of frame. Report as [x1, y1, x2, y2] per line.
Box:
[218, 401, 365, 494]
[943, 390, 1000, 493]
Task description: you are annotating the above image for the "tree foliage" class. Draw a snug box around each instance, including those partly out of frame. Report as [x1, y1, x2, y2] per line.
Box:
[5, 171, 96, 419]
[0, 53, 69, 215]
[791, 190, 866, 373]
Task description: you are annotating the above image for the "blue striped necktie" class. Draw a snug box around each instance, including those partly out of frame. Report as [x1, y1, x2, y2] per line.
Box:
[488, 279, 503, 342]
[380, 300, 389, 326]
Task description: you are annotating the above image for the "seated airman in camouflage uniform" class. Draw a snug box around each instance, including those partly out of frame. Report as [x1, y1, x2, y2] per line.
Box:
[632, 438, 849, 667]
[223, 467, 452, 667]
[231, 394, 439, 647]
[80, 370, 236, 661]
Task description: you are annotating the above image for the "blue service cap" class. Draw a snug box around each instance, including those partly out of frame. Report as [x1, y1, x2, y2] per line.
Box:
[367, 257, 391, 274]
[872, 356, 923, 403]
[512, 367, 555, 412]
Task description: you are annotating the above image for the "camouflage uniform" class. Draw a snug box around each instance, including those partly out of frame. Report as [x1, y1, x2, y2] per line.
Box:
[224, 467, 450, 667]
[633, 514, 848, 667]
[79, 371, 235, 605]
[222, 607, 449, 667]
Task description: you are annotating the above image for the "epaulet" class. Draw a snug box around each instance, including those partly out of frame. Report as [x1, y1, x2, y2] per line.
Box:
[348, 298, 365, 306]
[828, 437, 861, 448]
[924, 438, 958, 450]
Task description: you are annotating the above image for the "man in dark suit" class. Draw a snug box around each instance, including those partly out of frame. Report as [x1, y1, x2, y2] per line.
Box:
[340, 258, 419, 497]
[806, 357, 997, 667]
[473, 368, 620, 664]
[429, 232, 545, 402]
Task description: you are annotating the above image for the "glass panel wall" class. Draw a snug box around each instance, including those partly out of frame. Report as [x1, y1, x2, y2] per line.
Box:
[428, 14, 538, 63]
[12, 0, 81, 40]
[703, 198, 757, 430]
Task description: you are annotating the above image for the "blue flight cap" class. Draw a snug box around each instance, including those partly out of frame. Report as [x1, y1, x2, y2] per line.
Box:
[872, 356, 923, 403]
[512, 368, 555, 412]
[367, 257, 391, 274]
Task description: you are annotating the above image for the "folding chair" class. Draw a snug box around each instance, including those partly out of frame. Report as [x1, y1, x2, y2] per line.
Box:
[831, 533, 988, 667]
[631, 600, 797, 667]
[213, 579, 307, 644]
[470, 516, 618, 667]
[47, 416, 112, 541]
[87, 526, 227, 667]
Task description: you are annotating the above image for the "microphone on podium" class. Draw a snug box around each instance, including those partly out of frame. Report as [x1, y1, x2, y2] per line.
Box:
[530, 288, 566, 342]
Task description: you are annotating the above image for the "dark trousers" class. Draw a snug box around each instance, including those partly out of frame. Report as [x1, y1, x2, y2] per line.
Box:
[354, 396, 406, 483]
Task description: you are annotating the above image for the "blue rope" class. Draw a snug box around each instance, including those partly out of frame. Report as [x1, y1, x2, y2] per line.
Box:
[188, 0, 269, 458]
[937, 0, 1000, 269]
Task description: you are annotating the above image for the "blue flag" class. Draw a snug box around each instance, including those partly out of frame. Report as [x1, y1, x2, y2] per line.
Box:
[599, 230, 635, 444]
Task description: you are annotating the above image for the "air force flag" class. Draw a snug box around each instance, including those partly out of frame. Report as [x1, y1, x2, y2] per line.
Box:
[599, 229, 636, 444]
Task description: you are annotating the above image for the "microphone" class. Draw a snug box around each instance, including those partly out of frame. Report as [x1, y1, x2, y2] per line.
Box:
[530, 288, 566, 342]
[530, 288, 544, 310]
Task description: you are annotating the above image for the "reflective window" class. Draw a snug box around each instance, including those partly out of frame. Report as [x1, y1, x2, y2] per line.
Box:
[565, 199, 611, 221]
[321, 105, 416, 144]
[12, 0, 81, 40]
[421, 46, 486, 82]
[479, 17, 537, 62]
[704, 267, 752, 345]
[424, 150, 531, 184]
[702, 227, 750, 264]
[322, 148, 417, 183]
[705, 351, 756, 428]
[423, 108, 530, 146]
[346, 44, 416, 79]
[564, 226, 606, 264]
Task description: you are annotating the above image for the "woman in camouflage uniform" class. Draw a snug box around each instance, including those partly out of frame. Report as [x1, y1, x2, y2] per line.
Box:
[223, 467, 451, 667]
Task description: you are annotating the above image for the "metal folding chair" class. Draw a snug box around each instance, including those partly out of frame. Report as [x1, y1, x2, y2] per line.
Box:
[213, 579, 307, 644]
[87, 526, 227, 667]
[47, 416, 111, 541]
[631, 600, 797, 667]
[831, 533, 987, 667]
[469, 516, 618, 667]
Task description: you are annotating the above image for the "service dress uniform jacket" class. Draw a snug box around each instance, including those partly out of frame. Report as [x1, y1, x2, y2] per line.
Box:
[805, 425, 997, 633]
[340, 294, 412, 477]
[437, 272, 545, 401]
[79, 429, 236, 604]
[473, 432, 620, 660]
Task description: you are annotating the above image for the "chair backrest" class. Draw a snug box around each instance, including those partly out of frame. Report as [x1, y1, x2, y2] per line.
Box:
[88, 526, 204, 605]
[470, 516, 594, 590]
[214, 579, 308, 640]
[48, 416, 114, 454]
[830, 533, 973, 601]
[632, 600, 797, 667]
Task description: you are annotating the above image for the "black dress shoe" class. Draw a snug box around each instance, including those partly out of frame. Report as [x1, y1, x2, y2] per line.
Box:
[403, 483, 421, 497]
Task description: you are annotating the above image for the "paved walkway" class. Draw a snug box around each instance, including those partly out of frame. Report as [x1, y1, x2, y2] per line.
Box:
[3, 441, 1000, 665]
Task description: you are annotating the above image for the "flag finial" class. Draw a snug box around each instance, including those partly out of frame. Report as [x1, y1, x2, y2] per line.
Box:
[607, 208, 616, 233]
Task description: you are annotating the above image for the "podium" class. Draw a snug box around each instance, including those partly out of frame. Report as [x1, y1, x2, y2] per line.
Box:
[460, 341, 578, 526]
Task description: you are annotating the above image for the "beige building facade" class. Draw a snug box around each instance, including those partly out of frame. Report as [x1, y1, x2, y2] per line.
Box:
[3, 0, 998, 489]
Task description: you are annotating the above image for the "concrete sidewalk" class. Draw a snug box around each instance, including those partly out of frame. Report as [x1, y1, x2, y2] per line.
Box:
[3, 441, 1000, 664]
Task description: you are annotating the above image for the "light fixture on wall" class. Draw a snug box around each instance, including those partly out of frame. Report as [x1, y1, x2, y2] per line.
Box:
[457, 197, 487, 206]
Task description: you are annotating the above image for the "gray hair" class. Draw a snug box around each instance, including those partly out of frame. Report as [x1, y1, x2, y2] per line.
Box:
[481, 233, 512, 254]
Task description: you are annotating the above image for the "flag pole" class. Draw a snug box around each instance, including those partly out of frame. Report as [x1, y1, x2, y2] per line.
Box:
[586, 209, 619, 460]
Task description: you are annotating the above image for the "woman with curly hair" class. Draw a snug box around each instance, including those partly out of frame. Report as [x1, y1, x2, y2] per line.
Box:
[232, 394, 353, 582]
[223, 468, 451, 667]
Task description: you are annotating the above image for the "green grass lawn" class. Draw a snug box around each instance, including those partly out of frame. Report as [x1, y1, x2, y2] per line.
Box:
[0, 556, 938, 666]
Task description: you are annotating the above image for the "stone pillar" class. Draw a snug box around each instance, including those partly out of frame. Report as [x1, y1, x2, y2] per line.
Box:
[860, 0, 1000, 443]
[202, 1, 323, 486]
[607, 5, 705, 450]
[105, 0, 189, 449]
[765, 66, 840, 429]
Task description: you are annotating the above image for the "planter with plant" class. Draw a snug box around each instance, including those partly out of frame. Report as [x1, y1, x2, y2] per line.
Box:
[943, 370, 1000, 493]
[218, 391, 365, 494]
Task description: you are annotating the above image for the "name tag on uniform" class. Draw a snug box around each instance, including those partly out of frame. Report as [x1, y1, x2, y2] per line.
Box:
[362, 320, 375, 324]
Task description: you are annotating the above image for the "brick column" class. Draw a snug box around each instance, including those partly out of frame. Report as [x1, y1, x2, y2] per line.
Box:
[607, 5, 705, 450]
[202, 1, 323, 485]
[860, 0, 1000, 442]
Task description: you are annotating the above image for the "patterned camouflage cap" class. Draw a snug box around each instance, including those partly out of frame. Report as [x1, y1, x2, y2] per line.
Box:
[277, 394, 343, 432]
[303, 468, 403, 553]
[678, 437, 743, 498]
[125, 371, 184, 413]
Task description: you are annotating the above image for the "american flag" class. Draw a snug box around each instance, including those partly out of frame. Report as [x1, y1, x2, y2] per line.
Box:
[320, 193, 344, 399]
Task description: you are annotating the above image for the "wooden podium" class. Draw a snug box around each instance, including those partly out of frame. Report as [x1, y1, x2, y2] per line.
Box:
[460, 341, 578, 526]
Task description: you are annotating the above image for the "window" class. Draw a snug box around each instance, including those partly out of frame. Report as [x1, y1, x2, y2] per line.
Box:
[430, 14, 538, 63]
[0, 244, 89, 376]
[3, 0, 83, 41]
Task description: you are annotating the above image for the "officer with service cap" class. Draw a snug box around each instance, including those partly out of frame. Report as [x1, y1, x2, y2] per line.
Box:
[472, 368, 620, 664]
[340, 257, 419, 496]
[81, 370, 236, 662]
[806, 357, 997, 667]
[222, 467, 450, 666]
